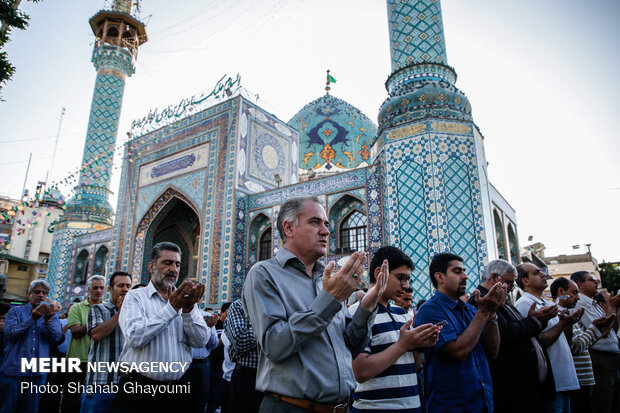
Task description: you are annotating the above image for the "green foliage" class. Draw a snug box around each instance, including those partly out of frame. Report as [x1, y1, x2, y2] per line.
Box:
[0, 0, 42, 97]
[599, 262, 620, 294]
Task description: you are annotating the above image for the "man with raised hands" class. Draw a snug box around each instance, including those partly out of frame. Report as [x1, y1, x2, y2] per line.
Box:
[243, 196, 387, 413]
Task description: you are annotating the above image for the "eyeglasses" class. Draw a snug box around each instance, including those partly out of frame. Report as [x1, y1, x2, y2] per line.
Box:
[498, 276, 515, 286]
[392, 272, 412, 288]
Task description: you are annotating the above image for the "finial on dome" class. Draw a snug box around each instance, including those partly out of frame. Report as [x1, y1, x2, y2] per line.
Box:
[325, 70, 336, 95]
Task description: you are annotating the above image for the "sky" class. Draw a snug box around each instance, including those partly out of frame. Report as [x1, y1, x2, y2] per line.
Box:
[1, 0, 618, 262]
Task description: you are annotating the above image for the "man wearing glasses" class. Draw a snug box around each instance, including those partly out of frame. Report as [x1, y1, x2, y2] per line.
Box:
[571, 270, 620, 413]
[469, 259, 557, 412]
[515, 263, 582, 413]
[351, 246, 441, 413]
[415, 252, 505, 413]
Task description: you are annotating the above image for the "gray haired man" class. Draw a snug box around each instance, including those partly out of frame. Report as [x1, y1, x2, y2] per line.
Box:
[62, 274, 106, 413]
[468, 259, 557, 412]
[0, 279, 62, 413]
[243, 196, 388, 412]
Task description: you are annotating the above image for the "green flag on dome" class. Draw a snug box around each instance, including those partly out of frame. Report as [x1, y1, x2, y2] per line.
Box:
[327, 74, 337, 83]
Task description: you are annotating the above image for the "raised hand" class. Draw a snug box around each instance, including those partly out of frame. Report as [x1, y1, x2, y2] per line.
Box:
[475, 282, 506, 314]
[116, 294, 126, 310]
[592, 314, 615, 335]
[569, 307, 584, 324]
[608, 292, 620, 313]
[528, 302, 558, 325]
[397, 319, 441, 350]
[205, 312, 219, 327]
[43, 303, 55, 323]
[557, 309, 573, 328]
[31, 303, 47, 321]
[323, 251, 366, 302]
[168, 281, 205, 312]
[360, 259, 389, 311]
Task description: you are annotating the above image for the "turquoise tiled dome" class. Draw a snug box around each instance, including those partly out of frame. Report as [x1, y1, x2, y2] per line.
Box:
[288, 94, 377, 172]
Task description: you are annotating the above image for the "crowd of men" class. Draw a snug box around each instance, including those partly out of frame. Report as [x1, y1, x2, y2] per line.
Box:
[0, 195, 618, 413]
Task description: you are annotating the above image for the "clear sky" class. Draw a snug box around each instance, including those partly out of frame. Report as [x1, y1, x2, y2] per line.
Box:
[1, 0, 618, 261]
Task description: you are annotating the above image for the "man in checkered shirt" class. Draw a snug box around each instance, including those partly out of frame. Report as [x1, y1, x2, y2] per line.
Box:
[80, 271, 132, 413]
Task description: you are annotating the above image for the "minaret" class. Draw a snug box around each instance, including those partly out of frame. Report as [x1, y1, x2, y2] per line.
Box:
[376, 0, 489, 300]
[63, 0, 147, 224]
[47, 0, 147, 302]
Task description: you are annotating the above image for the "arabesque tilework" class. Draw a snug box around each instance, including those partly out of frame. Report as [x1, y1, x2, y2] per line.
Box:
[387, 0, 448, 70]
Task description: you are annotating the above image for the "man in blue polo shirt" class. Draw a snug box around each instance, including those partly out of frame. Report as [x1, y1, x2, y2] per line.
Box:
[415, 252, 505, 413]
[352, 246, 441, 412]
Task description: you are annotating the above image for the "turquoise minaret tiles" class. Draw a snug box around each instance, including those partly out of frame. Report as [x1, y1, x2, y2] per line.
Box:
[376, 0, 489, 301]
[47, 1, 147, 303]
[387, 0, 447, 70]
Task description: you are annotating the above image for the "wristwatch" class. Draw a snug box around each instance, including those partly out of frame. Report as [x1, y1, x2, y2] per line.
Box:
[487, 313, 498, 325]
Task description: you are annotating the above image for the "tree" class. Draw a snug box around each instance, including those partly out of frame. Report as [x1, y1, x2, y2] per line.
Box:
[599, 262, 620, 294]
[0, 0, 42, 97]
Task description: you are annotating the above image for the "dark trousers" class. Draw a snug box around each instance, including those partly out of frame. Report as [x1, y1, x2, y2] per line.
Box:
[61, 363, 87, 413]
[221, 380, 231, 413]
[206, 368, 223, 413]
[0, 373, 44, 413]
[111, 373, 191, 413]
[186, 359, 210, 413]
[569, 385, 592, 413]
[229, 366, 262, 413]
[38, 371, 65, 413]
[590, 350, 620, 413]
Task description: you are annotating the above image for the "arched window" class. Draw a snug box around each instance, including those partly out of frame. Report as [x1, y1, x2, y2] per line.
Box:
[339, 210, 367, 253]
[493, 210, 506, 260]
[507, 224, 518, 265]
[93, 246, 109, 275]
[73, 250, 90, 285]
[248, 213, 272, 265]
[258, 228, 272, 261]
[106, 26, 119, 38]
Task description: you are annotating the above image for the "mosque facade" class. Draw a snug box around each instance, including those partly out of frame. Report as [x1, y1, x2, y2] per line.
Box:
[47, 0, 519, 307]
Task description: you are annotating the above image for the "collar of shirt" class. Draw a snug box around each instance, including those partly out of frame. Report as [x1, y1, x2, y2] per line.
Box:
[577, 293, 595, 307]
[275, 247, 326, 276]
[434, 290, 464, 311]
[147, 280, 172, 302]
[522, 292, 548, 307]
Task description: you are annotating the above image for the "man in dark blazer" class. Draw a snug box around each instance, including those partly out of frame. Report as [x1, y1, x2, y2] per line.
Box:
[469, 259, 557, 412]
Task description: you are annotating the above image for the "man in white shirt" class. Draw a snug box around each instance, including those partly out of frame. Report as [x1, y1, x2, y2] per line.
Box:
[571, 270, 620, 413]
[113, 242, 211, 413]
[514, 263, 581, 413]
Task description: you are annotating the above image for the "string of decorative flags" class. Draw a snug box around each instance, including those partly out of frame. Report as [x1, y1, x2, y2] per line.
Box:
[0, 119, 180, 249]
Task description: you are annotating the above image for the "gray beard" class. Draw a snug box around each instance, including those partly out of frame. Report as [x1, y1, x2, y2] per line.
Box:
[153, 270, 177, 291]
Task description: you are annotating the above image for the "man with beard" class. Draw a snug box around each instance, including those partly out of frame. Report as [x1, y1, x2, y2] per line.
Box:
[415, 252, 505, 413]
[63, 274, 106, 413]
[113, 242, 211, 413]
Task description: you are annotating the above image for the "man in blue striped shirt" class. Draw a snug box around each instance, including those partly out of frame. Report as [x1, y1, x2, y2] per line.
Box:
[352, 246, 441, 413]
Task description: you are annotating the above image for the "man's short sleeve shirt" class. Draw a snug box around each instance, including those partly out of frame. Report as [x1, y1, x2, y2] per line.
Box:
[414, 291, 493, 413]
[66, 299, 92, 362]
[352, 303, 421, 413]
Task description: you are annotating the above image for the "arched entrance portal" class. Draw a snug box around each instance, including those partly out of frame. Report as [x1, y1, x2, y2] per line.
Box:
[135, 190, 201, 285]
